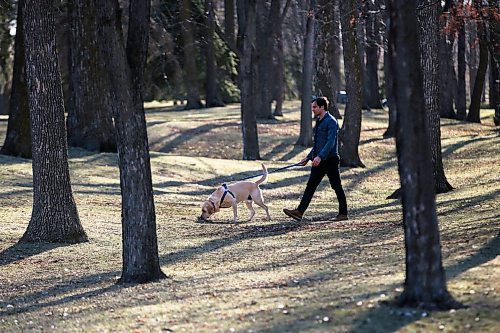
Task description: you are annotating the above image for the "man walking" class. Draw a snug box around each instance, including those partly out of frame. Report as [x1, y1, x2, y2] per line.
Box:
[283, 97, 348, 221]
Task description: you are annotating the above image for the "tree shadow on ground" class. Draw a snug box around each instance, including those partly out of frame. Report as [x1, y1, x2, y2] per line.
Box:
[0, 242, 64, 267]
[345, 232, 499, 333]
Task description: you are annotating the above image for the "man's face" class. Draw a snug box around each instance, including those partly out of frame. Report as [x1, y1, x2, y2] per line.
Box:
[311, 101, 322, 117]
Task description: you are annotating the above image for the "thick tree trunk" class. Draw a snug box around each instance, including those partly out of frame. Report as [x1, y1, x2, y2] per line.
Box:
[96, 0, 165, 283]
[180, 0, 203, 109]
[204, 0, 225, 108]
[339, 0, 364, 167]
[296, 0, 315, 147]
[364, 0, 382, 109]
[20, 0, 87, 244]
[240, 0, 260, 160]
[467, 9, 488, 123]
[388, 0, 461, 310]
[67, 0, 116, 153]
[1, 0, 31, 158]
[456, 21, 467, 120]
[417, 0, 453, 194]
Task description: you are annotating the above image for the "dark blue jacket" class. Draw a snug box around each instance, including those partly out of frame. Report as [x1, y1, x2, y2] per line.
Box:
[306, 112, 339, 161]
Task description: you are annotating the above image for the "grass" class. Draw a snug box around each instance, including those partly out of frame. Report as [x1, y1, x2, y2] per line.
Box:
[0, 101, 498, 332]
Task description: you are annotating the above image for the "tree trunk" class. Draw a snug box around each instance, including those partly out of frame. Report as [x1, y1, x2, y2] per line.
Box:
[417, 0, 453, 194]
[388, 0, 461, 310]
[487, 0, 499, 125]
[456, 19, 467, 120]
[67, 0, 116, 153]
[180, 0, 203, 109]
[296, 0, 315, 147]
[20, 0, 87, 244]
[239, 0, 260, 160]
[224, 0, 236, 47]
[439, 8, 456, 119]
[1, 0, 31, 158]
[331, 0, 342, 100]
[467, 4, 488, 124]
[273, 24, 285, 117]
[96, 0, 165, 283]
[382, 1, 396, 139]
[364, 0, 382, 109]
[339, 0, 364, 167]
[467, 20, 478, 106]
[204, 0, 225, 108]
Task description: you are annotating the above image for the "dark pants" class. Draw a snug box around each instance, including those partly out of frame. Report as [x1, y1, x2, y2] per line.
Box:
[297, 156, 347, 215]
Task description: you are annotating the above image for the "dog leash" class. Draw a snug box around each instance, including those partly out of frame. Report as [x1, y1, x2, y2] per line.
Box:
[236, 162, 304, 181]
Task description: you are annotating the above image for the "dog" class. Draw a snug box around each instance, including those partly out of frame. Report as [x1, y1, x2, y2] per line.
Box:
[199, 163, 271, 223]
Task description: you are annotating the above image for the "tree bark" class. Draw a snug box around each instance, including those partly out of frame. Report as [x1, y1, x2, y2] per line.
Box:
[339, 0, 364, 167]
[20, 0, 87, 244]
[439, 7, 456, 119]
[239, 0, 260, 160]
[179, 0, 203, 109]
[364, 0, 383, 109]
[96, 0, 165, 283]
[388, 0, 461, 310]
[487, 0, 499, 125]
[456, 17, 467, 120]
[204, 0, 225, 108]
[382, 0, 396, 139]
[417, 0, 453, 194]
[67, 0, 116, 153]
[467, 2, 488, 124]
[1, 0, 31, 158]
[296, 0, 315, 147]
[273, 24, 285, 117]
[224, 0, 236, 47]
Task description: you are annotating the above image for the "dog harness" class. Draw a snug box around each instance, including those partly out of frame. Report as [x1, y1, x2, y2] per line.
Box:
[220, 184, 236, 206]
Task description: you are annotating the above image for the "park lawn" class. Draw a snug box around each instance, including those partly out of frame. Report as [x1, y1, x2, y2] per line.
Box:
[0, 102, 498, 332]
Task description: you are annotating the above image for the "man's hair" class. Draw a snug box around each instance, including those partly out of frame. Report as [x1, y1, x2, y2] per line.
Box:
[313, 96, 329, 110]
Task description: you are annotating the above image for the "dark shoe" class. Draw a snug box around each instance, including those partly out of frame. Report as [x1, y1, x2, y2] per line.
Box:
[283, 208, 303, 221]
[331, 214, 348, 221]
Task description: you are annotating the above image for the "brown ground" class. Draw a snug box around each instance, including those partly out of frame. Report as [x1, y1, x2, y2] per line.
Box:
[0, 102, 498, 332]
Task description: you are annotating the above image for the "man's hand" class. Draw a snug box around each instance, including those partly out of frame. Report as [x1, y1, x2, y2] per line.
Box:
[299, 158, 309, 166]
[312, 156, 322, 167]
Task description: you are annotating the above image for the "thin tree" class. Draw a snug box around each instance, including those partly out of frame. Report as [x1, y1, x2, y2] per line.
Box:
[67, 0, 116, 152]
[417, 0, 453, 194]
[296, 0, 316, 147]
[456, 3, 467, 120]
[338, 0, 364, 167]
[382, 0, 397, 138]
[387, 0, 461, 310]
[467, 0, 488, 123]
[95, 0, 166, 283]
[364, 0, 383, 109]
[20, 0, 87, 243]
[1, 0, 31, 158]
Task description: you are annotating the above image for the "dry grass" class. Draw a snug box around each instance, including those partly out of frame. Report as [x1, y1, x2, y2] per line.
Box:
[0, 102, 498, 333]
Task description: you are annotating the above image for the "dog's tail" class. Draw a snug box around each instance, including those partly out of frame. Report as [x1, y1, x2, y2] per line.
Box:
[255, 163, 268, 186]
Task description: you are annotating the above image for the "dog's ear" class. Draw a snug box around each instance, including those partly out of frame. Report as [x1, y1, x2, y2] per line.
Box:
[207, 203, 215, 214]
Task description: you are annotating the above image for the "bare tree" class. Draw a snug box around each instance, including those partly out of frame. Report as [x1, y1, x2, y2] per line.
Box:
[204, 0, 225, 107]
[96, 0, 166, 283]
[20, 0, 87, 243]
[1, 0, 31, 158]
[238, 0, 260, 160]
[296, 0, 316, 147]
[388, 0, 461, 310]
[179, 0, 203, 109]
[467, 0, 488, 123]
[417, 0, 453, 194]
[339, 0, 364, 167]
[67, 0, 116, 152]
